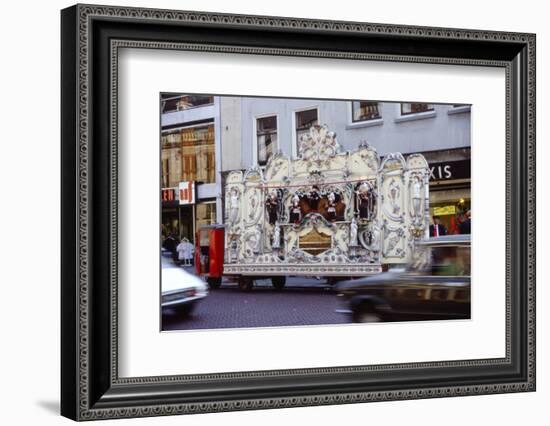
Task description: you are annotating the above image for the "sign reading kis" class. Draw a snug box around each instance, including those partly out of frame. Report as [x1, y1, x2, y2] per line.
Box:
[179, 181, 195, 205]
[429, 159, 470, 181]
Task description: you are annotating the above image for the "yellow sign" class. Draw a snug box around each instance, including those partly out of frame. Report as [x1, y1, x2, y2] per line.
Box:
[433, 205, 456, 216]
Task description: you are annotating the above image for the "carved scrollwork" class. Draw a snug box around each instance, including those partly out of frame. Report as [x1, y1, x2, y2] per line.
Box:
[382, 224, 406, 258]
[381, 180, 405, 223]
[286, 247, 322, 263]
[241, 225, 262, 261]
[298, 124, 341, 163]
[242, 187, 263, 227]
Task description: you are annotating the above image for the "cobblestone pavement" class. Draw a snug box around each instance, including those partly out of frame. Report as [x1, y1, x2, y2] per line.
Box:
[161, 253, 351, 331]
[161, 280, 350, 331]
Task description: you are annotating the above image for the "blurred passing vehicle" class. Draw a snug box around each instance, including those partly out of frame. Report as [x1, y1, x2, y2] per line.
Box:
[161, 267, 208, 315]
[336, 235, 471, 323]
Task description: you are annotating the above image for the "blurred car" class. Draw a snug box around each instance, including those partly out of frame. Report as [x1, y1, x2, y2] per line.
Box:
[336, 234, 471, 323]
[161, 267, 208, 315]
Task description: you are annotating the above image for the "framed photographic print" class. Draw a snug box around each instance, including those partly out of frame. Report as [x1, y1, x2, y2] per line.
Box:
[61, 4, 536, 421]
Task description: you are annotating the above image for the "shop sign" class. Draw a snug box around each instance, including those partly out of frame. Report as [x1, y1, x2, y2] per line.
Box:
[433, 205, 456, 216]
[161, 187, 177, 202]
[179, 181, 196, 205]
[429, 159, 470, 181]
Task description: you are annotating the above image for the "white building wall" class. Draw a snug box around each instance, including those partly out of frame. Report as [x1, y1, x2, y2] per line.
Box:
[220, 97, 243, 171]
[239, 97, 471, 168]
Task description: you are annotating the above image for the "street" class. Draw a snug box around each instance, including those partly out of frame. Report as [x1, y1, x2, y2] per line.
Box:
[162, 284, 348, 331]
[162, 285, 349, 331]
[161, 254, 349, 331]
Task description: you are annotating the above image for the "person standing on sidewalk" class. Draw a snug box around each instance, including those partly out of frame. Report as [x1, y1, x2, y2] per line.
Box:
[177, 237, 195, 266]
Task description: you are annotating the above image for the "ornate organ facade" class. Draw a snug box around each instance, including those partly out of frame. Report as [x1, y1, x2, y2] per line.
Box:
[223, 125, 430, 277]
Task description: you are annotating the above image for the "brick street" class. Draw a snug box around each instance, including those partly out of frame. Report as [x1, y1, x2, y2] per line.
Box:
[161, 279, 349, 331]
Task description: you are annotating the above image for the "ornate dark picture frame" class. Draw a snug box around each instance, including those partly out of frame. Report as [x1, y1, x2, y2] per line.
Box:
[61, 4, 536, 421]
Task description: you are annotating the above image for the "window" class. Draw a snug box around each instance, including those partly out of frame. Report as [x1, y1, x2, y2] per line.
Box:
[161, 158, 169, 188]
[351, 101, 381, 122]
[295, 108, 319, 145]
[161, 95, 214, 113]
[180, 124, 216, 183]
[161, 124, 216, 185]
[195, 202, 217, 229]
[256, 116, 278, 166]
[161, 131, 182, 148]
[448, 104, 471, 115]
[400, 103, 434, 115]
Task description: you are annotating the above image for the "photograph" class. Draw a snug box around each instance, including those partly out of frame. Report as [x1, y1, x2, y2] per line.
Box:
[160, 95, 472, 331]
[58, 2, 536, 421]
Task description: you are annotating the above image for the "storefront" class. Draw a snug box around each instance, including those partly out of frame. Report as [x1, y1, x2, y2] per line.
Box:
[161, 118, 220, 245]
[426, 152, 471, 234]
[161, 188, 179, 237]
[161, 183, 218, 244]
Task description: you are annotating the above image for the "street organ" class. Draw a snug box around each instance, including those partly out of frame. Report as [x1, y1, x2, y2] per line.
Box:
[222, 125, 430, 287]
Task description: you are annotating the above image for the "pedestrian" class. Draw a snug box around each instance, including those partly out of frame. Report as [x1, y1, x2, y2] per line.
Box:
[429, 216, 447, 237]
[163, 233, 177, 258]
[459, 210, 471, 234]
[176, 237, 195, 266]
[184, 238, 195, 265]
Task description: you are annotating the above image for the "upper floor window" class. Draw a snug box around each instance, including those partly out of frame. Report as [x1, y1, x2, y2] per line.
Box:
[161, 124, 216, 185]
[161, 95, 214, 113]
[447, 104, 471, 115]
[256, 116, 278, 167]
[161, 158, 170, 188]
[295, 108, 319, 144]
[161, 131, 181, 148]
[351, 101, 381, 122]
[400, 103, 434, 115]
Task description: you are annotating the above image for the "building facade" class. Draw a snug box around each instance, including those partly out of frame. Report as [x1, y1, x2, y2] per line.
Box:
[160, 94, 222, 241]
[160, 94, 471, 243]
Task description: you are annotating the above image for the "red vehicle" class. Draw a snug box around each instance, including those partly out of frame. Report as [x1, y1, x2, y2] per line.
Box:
[195, 225, 225, 288]
[195, 224, 287, 291]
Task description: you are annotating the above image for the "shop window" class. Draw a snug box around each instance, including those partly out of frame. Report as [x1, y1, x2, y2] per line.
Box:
[196, 202, 217, 229]
[430, 198, 471, 235]
[351, 101, 381, 122]
[256, 116, 278, 166]
[400, 103, 434, 115]
[161, 210, 179, 238]
[295, 108, 319, 146]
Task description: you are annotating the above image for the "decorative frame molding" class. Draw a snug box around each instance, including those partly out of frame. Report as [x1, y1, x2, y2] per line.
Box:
[61, 4, 535, 421]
